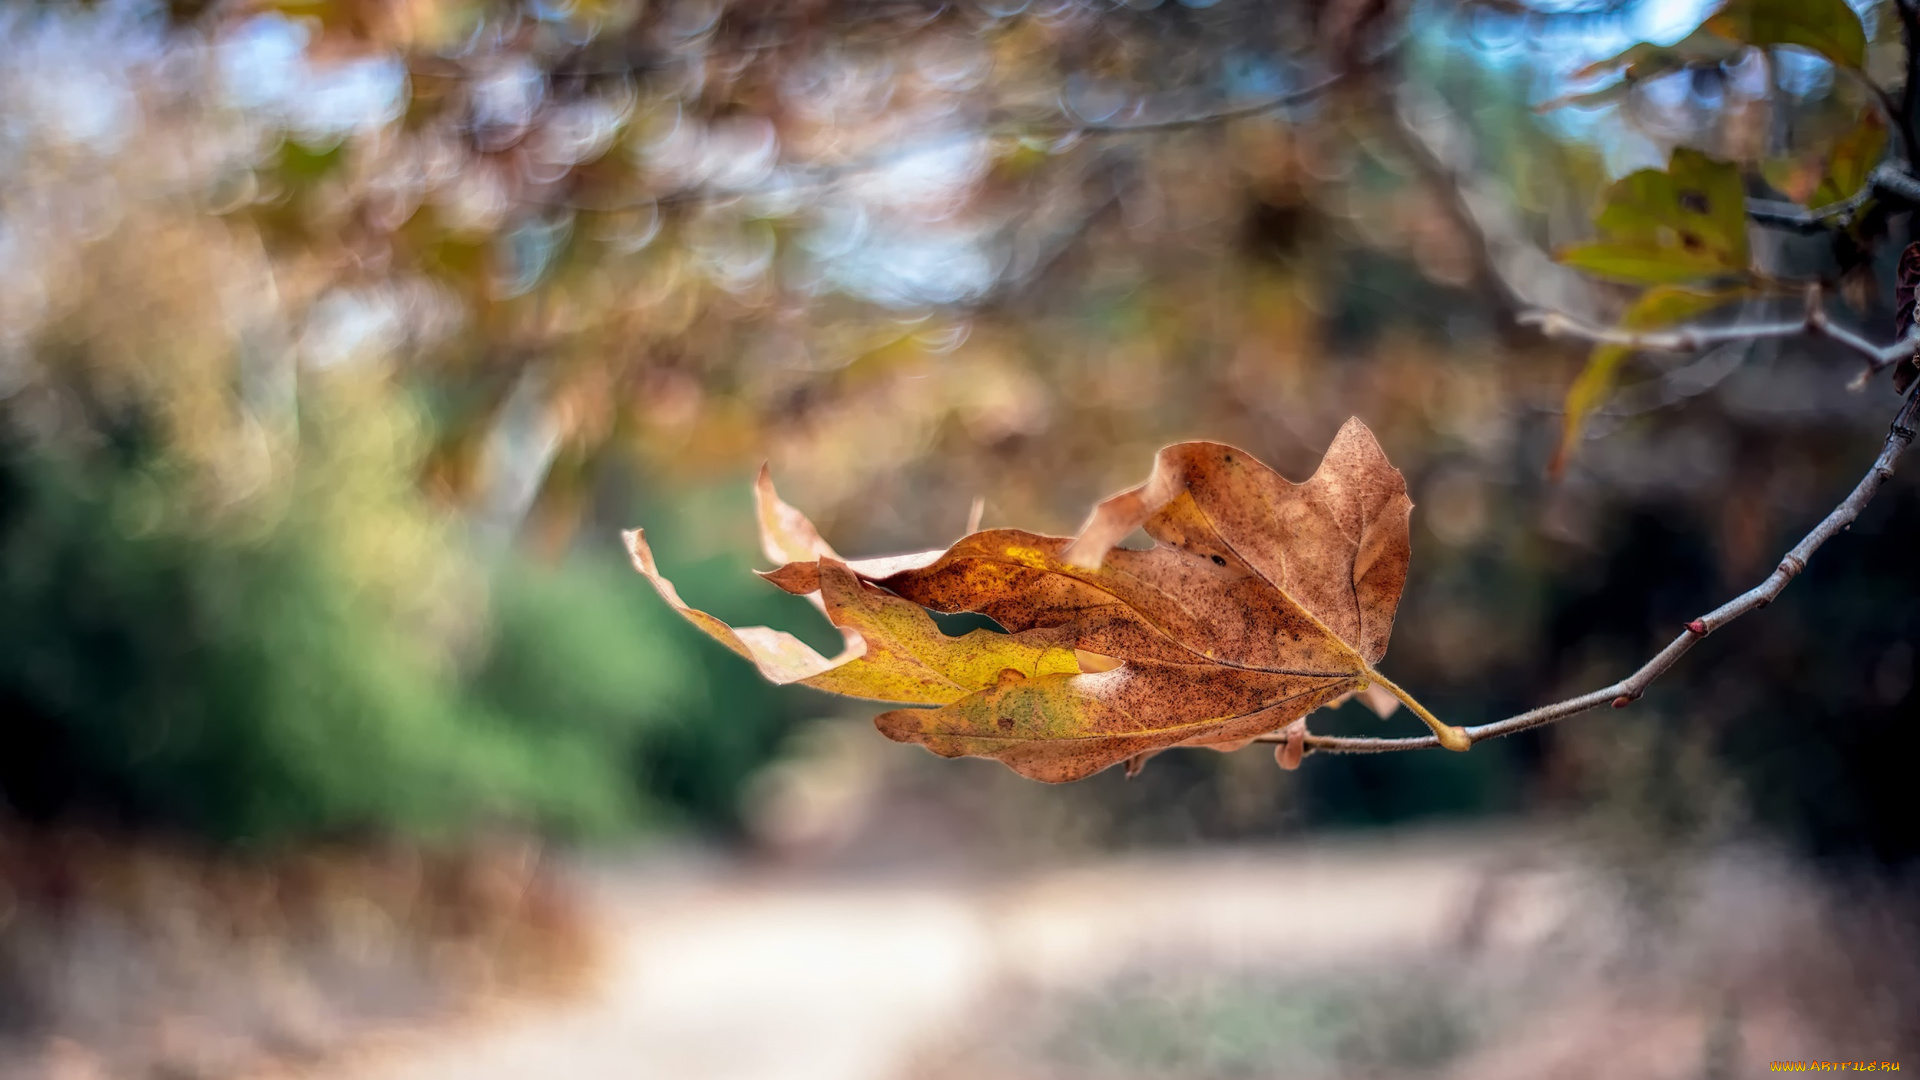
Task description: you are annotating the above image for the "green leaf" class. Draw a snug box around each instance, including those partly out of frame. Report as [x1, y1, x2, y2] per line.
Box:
[1556, 243, 1742, 284]
[1597, 149, 1749, 262]
[1551, 285, 1753, 474]
[276, 139, 347, 185]
[1556, 149, 1750, 285]
[1706, 0, 1867, 70]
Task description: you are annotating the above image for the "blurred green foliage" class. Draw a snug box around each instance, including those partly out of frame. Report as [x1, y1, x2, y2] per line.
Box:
[0, 421, 822, 844]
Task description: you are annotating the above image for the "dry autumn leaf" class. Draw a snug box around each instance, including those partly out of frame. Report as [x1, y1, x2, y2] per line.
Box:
[624, 418, 1467, 783]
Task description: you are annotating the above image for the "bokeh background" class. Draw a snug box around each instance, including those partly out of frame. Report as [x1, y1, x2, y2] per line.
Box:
[0, 0, 1916, 1075]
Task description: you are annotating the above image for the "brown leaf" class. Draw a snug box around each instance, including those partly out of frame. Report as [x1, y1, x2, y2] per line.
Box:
[1063, 418, 1414, 662]
[734, 417, 1468, 781]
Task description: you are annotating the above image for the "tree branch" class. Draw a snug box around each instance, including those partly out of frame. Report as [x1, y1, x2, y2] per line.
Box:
[1517, 292, 1917, 382]
[1260, 383, 1920, 756]
[1874, 162, 1920, 204]
[552, 66, 1363, 215]
[1746, 165, 1920, 232]
[1064, 72, 1345, 135]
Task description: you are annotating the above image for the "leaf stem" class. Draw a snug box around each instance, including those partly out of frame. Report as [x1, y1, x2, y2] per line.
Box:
[1363, 668, 1471, 752]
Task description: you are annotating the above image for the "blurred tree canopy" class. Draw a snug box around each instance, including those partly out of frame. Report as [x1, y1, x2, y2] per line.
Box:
[0, 0, 1916, 860]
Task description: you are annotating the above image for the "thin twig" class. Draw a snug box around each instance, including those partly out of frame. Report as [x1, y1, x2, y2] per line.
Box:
[1744, 196, 1862, 233]
[1517, 294, 1917, 381]
[536, 27, 1410, 216]
[538, 74, 1346, 215]
[1261, 383, 1920, 756]
[1746, 165, 1920, 232]
[1064, 72, 1343, 135]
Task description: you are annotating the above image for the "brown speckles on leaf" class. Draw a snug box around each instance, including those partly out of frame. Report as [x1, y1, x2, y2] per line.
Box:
[872, 663, 1352, 783]
[1062, 419, 1413, 664]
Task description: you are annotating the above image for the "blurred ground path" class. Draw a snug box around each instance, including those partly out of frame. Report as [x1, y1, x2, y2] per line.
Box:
[304, 826, 1581, 1080]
